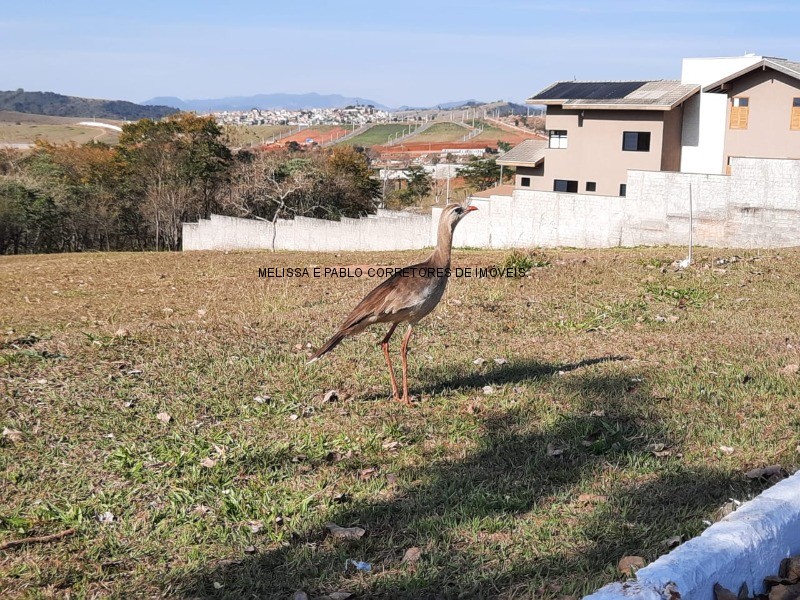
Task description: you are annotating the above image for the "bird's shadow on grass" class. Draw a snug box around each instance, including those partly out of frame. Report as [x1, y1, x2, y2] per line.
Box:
[418, 355, 631, 395]
[173, 368, 766, 599]
[359, 354, 630, 402]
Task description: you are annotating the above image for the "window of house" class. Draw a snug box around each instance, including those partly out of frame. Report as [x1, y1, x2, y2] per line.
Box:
[549, 130, 568, 149]
[520, 177, 531, 187]
[791, 98, 800, 131]
[622, 131, 651, 152]
[730, 97, 749, 129]
[619, 184, 627, 197]
[554, 179, 578, 193]
[586, 181, 596, 192]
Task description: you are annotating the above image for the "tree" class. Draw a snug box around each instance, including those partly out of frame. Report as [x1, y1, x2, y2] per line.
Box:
[497, 141, 512, 153]
[115, 113, 232, 250]
[458, 157, 502, 191]
[323, 146, 380, 216]
[224, 151, 322, 249]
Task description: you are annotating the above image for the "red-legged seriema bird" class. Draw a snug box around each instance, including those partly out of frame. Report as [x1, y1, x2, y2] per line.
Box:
[308, 201, 478, 405]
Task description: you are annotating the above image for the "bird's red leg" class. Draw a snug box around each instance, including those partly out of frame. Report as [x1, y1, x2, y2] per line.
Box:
[379, 323, 400, 402]
[400, 325, 414, 405]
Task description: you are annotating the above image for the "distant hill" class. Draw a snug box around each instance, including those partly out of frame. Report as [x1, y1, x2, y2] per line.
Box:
[394, 100, 535, 116]
[143, 93, 390, 112]
[0, 90, 179, 120]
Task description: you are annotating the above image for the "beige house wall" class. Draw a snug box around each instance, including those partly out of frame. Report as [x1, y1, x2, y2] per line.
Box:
[723, 69, 800, 167]
[534, 106, 672, 196]
[661, 105, 684, 171]
[514, 165, 543, 188]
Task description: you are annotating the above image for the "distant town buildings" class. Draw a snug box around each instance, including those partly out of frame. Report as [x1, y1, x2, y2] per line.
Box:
[213, 105, 391, 127]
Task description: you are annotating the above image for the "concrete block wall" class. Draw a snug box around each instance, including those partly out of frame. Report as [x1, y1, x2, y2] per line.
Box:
[431, 157, 800, 250]
[182, 210, 431, 252]
[185, 158, 800, 252]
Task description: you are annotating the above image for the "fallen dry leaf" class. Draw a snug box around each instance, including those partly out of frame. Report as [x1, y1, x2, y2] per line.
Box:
[2, 427, 23, 443]
[358, 467, 378, 480]
[247, 520, 264, 533]
[576, 493, 608, 504]
[156, 412, 171, 423]
[97, 510, 115, 524]
[402, 546, 422, 565]
[618, 555, 645, 576]
[547, 443, 564, 457]
[191, 505, 211, 517]
[325, 522, 365, 540]
[663, 535, 682, 548]
[780, 364, 799, 376]
[719, 446, 735, 455]
[292, 592, 309, 600]
[323, 389, 339, 403]
[325, 593, 353, 600]
[200, 457, 218, 468]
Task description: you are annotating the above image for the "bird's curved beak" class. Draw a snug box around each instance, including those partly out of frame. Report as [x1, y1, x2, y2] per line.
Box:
[466, 206, 478, 212]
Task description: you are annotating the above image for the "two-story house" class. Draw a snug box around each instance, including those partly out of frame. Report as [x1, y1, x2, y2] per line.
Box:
[497, 54, 800, 197]
[498, 80, 698, 196]
[702, 57, 800, 172]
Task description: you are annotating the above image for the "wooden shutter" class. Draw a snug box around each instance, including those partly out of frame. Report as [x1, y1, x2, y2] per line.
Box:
[729, 106, 749, 129]
[791, 106, 800, 131]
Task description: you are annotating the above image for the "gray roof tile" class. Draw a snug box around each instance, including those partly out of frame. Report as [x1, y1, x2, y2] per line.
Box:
[528, 80, 699, 109]
[496, 139, 547, 166]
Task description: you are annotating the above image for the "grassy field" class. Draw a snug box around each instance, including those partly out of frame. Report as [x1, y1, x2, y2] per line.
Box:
[472, 120, 521, 143]
[222, 125, 296, 147]
[412, 123, 471, 143]
[2, 246, 799, 598]
[338, 124, 411, 147]
[0, 111, 123, 146]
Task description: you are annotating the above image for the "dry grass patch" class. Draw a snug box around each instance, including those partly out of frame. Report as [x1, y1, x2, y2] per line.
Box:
[1, 247, 799, 598]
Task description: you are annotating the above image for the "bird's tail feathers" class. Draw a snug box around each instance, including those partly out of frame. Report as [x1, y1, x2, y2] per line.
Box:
[307, 331, 346, 364]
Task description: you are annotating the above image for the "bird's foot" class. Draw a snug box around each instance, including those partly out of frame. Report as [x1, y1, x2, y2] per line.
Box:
[400, 394, 413, 406]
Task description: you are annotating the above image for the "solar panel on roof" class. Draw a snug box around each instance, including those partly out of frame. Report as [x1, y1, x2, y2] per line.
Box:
[532, 81, 649, 101]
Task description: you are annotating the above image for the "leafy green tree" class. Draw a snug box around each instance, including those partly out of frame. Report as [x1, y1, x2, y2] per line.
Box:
[116, 113, 232, 250]
[458, 157, 503, 191]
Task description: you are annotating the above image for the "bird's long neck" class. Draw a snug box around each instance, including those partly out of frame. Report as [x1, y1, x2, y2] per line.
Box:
[429, 215, 454, 269]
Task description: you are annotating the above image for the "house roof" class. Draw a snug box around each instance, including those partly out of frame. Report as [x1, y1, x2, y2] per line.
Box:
[496, 139, 547, 167]
[703, 57, 800, 93]
[527, 80, 699, 110]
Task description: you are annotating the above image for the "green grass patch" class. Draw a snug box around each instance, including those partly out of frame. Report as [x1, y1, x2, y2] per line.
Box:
[337, 124, 411, 147]
[0, 247, 796, 598]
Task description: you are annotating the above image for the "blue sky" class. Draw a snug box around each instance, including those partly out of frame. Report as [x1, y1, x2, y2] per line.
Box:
[1, 0, 797, 107]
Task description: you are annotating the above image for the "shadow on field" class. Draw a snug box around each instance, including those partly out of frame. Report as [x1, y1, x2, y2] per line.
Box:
[175, 367, 762, 599]
[420, 355, 631, 396]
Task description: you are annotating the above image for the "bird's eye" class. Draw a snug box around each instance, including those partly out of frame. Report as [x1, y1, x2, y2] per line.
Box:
[454, 207, 463, 214]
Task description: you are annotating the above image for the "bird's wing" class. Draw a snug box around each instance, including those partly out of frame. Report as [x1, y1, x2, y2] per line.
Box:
[338, 261, 435, 331]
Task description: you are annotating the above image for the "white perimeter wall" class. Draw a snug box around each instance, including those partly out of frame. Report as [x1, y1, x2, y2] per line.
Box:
[433, 158, 800, 249]
[184, 158, 800, 251]
[183, 209, 431, 252]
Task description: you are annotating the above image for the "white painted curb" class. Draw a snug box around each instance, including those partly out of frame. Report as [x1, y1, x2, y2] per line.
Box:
[584, 470, 800, 600]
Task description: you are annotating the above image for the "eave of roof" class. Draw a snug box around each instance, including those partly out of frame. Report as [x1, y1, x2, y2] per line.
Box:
[703, 57, 800, 93]
[496, 139, 547, 167]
